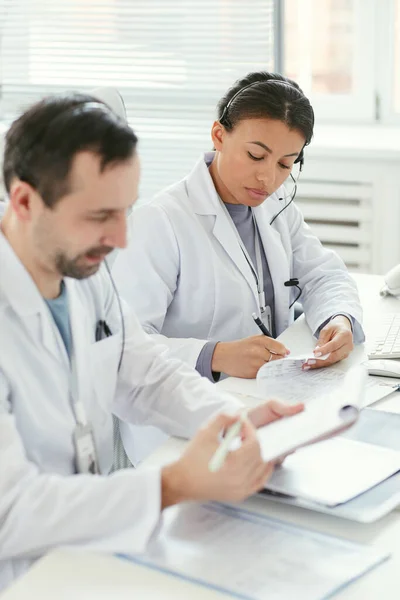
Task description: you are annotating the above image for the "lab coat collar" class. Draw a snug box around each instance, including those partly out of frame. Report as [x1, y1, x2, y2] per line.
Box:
[0, 230, 70, 365]
[186, 153, 259, 306]
[0, 230, 47, 316]
[186, 152, 220, 216]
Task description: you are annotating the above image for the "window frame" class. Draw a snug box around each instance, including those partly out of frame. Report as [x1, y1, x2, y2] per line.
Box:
[282, 0, 385, 125]
[375, 0, 400, 124]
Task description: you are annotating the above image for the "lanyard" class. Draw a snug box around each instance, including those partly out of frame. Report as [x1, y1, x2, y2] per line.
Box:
[220, 202, 266, 314]
[69, 346, 100, 474]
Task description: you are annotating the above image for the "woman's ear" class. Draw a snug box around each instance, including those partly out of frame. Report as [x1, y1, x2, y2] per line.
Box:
[210, 120, 225, 151]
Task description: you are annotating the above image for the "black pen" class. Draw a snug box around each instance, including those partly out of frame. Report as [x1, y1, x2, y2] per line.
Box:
[95, 320, 113, 342]
[95, 320, 104, 342]
[252, 312, 272, 338]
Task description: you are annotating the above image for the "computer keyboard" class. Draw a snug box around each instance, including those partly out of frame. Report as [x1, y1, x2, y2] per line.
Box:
[368, 313, 400, 359]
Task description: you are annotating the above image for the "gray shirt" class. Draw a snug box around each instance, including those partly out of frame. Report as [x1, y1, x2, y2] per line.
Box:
[44, 281, 72, 358]
[196, 203, 276, 381]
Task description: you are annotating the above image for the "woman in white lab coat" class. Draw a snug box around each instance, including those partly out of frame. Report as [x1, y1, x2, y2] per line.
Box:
[113, 72, 364, 382]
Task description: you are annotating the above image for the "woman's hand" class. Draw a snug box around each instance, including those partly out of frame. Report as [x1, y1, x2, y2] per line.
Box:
[303, 315, 354, 370]
[212, 335, 290, 379]
[246, 399, 304, 429]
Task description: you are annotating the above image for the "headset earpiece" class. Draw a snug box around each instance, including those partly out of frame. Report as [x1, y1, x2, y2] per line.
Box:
[294, 147, 305, 171]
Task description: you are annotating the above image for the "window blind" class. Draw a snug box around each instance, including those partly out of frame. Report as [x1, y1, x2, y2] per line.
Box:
[0, 0, 276, 200]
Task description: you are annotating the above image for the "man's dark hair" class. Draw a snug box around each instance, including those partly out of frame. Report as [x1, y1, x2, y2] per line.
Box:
[3, 93, 138, 207]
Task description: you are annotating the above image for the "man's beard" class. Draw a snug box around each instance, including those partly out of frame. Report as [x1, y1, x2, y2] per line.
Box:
[55, 246, 113, 279]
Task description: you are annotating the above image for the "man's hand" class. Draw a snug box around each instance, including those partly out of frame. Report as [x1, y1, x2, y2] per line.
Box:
[246, 399, 304, 429]
[303, 315, 354, 370]
[161, 413, 272, 508]
[212, 335, 290, 379]
[161, 401, 304, 509]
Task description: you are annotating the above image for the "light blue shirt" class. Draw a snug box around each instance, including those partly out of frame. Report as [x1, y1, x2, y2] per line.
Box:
[44, 281, 72, 358]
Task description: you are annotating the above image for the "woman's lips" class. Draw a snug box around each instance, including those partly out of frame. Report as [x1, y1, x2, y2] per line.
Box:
[245, 187, 268, 200]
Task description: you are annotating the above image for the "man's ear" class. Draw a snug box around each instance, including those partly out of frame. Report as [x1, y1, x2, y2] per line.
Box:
[210, 120, 226, 152]
[9, 180, 39, 222]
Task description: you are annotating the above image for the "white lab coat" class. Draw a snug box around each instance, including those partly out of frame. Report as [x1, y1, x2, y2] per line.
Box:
[113, 152, 364, 369]
[0, 231, 241, 591]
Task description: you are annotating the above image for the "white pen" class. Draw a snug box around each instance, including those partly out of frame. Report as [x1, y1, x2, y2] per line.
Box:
[208, 411, 247, 473]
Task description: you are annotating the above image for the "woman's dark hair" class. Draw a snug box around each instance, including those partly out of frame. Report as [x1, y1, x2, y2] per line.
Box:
[217, 72, 314, 159]
[3, 93, 138, 208]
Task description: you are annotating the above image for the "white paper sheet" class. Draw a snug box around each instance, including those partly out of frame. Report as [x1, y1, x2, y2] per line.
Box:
[257, 357, 398, 407]
[267, 437, 400, 506]
[126, 502, 388, 600]
[254, 365, 365, 464]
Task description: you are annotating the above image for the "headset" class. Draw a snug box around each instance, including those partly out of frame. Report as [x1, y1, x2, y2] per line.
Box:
[219, 79, 308, 170]
[285, 278, 302, 309]
[104, 260, 126, 373]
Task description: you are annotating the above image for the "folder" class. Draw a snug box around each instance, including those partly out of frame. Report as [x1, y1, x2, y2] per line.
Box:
[259, 409, 400, 522]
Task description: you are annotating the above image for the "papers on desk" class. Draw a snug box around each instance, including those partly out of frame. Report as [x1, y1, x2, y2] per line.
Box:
[257, 355, 397, 407]
[124, 502, 389, 600]
[257, 365, 365, 462]
[267, 437, 400, 506]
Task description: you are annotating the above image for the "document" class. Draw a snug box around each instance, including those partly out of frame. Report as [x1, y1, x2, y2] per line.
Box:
[266, 437, 400, 506]
[257, 356, 398, 407]
[256, 365, 364, 462]
[124, 502, 389, 600]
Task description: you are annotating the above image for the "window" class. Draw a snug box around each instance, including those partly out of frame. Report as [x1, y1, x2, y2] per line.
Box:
[284, 0, 376, 123]
[382, 0, 400, 121]
[0, 0, 277, 200]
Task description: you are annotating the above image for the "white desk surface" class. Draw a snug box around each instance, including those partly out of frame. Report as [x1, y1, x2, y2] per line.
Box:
[2, 273, 400, 600]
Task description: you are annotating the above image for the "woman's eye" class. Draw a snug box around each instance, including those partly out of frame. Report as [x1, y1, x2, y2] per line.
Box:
[247, 151, 264, 161]
[278, 163, 291, 170]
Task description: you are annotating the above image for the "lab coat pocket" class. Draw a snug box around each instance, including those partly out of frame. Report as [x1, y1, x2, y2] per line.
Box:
[91, 334, 121, 408]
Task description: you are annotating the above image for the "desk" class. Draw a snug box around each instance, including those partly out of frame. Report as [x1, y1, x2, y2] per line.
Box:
[2, 274, 400, 600]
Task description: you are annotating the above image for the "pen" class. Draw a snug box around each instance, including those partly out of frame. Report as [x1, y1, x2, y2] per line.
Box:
[208, 412, 247, 473]
[95, 320, 104, 342]
[252, 312, 272, 338]
[95, 320, 113, 342]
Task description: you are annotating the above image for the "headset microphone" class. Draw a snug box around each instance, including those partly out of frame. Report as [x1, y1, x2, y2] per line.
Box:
[284, 278, 302, 308]
[284, 278, 299, 287]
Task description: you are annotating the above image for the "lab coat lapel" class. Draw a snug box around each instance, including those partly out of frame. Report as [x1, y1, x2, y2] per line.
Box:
[65, 278, 92, 406]
[211, 211, 260, 306]
[187, 154, 259, 307]
[253, 205, 291, 334]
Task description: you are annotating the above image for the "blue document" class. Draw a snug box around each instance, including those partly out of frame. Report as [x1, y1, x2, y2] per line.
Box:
[120, 502, 388, 600]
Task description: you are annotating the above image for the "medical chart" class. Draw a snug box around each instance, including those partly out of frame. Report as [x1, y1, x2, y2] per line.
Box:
[125, 502, 388, 600]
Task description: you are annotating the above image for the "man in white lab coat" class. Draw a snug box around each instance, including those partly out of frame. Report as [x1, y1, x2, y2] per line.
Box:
[0, 94, 302, 590]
